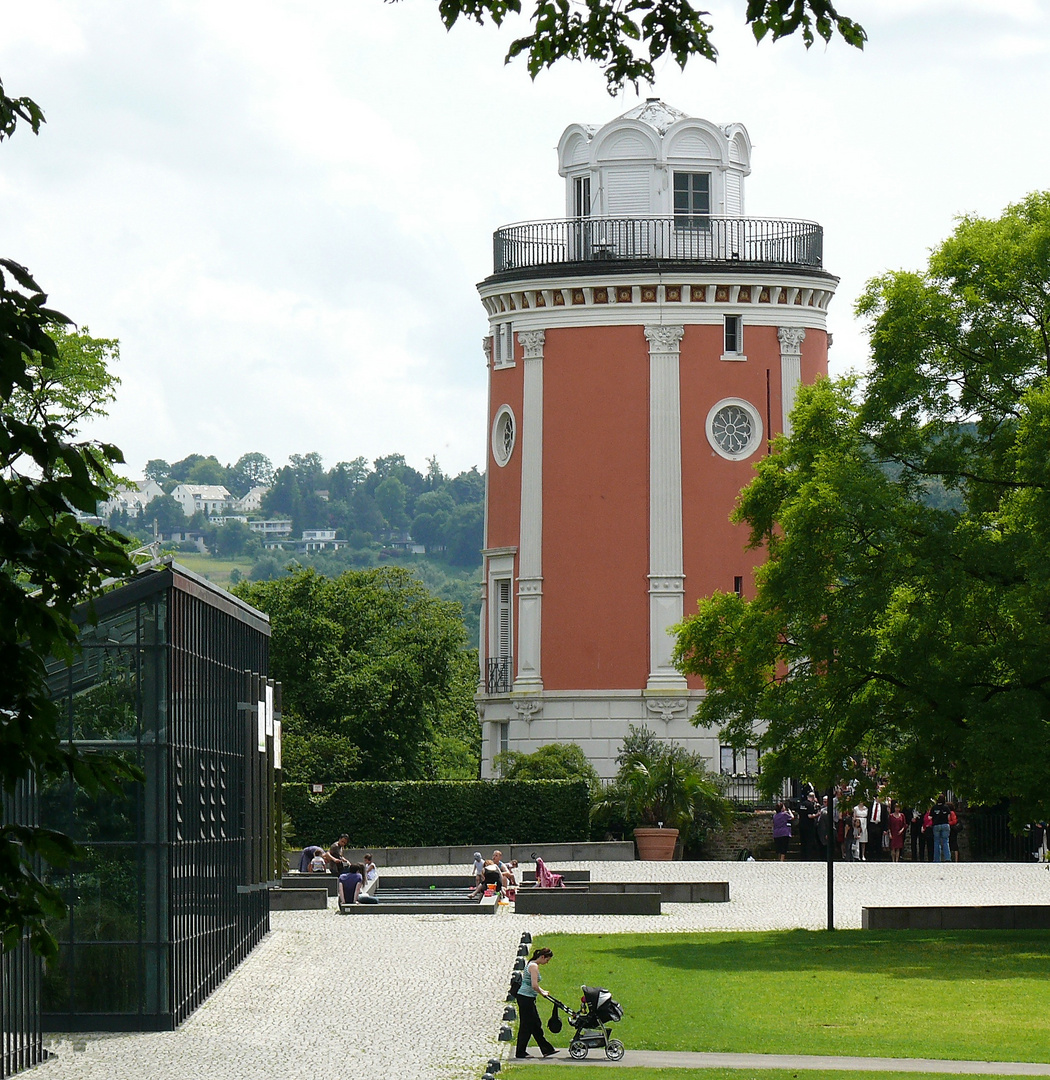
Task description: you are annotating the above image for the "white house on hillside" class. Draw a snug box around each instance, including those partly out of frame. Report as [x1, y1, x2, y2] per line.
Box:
[100, 479, 165, 520]
[171, 484, 231, 518]
[248, 519, 293, 538]
[233, 486, 269, 513]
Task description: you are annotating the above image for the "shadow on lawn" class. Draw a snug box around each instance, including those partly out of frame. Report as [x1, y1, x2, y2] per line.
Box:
[593, 929, 1050, 980]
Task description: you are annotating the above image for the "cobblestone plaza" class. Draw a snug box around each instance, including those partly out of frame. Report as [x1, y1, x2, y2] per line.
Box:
[36, 861, 1050, 1080]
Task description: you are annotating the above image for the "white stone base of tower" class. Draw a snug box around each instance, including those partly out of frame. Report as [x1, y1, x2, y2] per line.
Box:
[477, 690, 723, 780]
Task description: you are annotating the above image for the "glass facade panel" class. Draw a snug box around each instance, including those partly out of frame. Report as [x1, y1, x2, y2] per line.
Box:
[71, 945, 141, 1013]
[37, 565, 275, 1033]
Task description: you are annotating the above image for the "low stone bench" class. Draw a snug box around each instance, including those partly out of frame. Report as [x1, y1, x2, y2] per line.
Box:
[588, 881, 729, 903]
[270, 887, 328, 911]
[337, 893, 497, 915]
[281, 875, 339, 896]
[862, 905, 1050, 930]
[521, 870, 590, 883]
[514, 889, 660, 915]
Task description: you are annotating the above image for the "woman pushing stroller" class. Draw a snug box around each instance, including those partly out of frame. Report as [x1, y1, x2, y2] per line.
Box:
[515, 947, 559, 1059]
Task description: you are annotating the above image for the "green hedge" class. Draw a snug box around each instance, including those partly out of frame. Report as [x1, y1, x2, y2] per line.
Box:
[282, 780, 591, 847]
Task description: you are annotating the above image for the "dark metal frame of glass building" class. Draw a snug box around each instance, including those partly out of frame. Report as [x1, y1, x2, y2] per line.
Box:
[41, 560, 281, 1031]
[1, 781, 45, 1079]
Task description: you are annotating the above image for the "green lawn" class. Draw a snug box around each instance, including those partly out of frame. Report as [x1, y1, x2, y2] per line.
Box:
[169, 552, 254, 587]
[504, 1071, 1031, 1080]
[525, 930, 1050, 1063]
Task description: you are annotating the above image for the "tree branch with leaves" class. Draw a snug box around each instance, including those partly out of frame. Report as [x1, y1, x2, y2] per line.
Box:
[425, 0, 865, 91]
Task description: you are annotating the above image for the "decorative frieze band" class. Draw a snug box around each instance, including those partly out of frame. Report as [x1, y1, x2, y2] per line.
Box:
[482, 283, 836, 318]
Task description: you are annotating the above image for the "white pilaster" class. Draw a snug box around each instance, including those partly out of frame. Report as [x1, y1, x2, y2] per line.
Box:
[515, 329, 545, 691]
[777, 326, 806, 436]
[645, 324, 687, 691]
[476, 582, 487, 694]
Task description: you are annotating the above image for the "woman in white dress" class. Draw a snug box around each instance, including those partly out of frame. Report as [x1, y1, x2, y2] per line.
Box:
[853, 802, 869, 861]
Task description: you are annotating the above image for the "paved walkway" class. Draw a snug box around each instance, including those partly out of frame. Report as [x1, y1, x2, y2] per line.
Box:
[38, 862, 1050, 1080]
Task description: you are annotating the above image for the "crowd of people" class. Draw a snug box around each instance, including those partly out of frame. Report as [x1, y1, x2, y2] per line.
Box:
[470, 850, 521, 898]
[774, 782, 962, 863]
[294, 840, 567, 905]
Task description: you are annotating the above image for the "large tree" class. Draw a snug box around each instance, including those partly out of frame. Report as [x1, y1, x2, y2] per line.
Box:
[233, 567, 475, 782]
[431, 0, 865, 91]
[674, 193, 1050, 821]
[1, 85, 138, 959]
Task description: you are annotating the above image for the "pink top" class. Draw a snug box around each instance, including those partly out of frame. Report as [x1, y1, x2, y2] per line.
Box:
[535, 857, 564, 888]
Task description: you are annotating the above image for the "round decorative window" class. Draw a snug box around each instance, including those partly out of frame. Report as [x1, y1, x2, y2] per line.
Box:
[706, 398, 762, 461]
[491, 405, 516, 467]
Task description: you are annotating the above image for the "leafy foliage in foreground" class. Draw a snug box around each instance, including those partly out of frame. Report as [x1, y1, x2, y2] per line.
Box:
[675, 192, 1050, 820]
[429, 0, 865, 92]
[1, 82, 139, 957]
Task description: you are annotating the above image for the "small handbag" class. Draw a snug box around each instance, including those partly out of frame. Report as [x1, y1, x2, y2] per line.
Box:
[547, 1004, 563, 1033]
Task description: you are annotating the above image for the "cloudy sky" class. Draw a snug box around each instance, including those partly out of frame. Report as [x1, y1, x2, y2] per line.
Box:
[1, 0, 1048, 480]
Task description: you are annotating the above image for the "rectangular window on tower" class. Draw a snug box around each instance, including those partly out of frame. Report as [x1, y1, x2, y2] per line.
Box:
[673, 172, 710, 229]
[723, 315, 744, 359]
[573, 175, 592, 217]
[493, 323, 514, 367]
[486, 577, 513, 693]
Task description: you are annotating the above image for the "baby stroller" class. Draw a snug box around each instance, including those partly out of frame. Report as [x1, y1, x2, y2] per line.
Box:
[548, 985, 624, 1060]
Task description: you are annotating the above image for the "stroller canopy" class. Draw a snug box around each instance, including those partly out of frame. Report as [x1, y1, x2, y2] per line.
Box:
[581, 986, 623, 1023]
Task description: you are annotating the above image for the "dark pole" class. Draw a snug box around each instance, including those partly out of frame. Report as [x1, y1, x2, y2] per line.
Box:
[826, 785, 835, 931]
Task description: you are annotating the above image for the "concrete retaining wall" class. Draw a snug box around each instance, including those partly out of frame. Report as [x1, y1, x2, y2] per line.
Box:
[863, 905, 1050, 930]
[288, 842, 633, 868]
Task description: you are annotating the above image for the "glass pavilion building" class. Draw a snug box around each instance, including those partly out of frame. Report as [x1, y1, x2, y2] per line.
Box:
[37, 560, 280, 1032]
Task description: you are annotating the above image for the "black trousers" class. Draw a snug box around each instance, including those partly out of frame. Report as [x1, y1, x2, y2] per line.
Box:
[516, 993, 555, 1057]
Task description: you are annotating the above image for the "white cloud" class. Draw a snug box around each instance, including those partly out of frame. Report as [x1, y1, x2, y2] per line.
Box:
[1, 0, 1047, 477]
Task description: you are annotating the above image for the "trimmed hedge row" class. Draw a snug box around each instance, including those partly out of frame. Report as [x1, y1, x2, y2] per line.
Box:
[282, 780, 591, 847]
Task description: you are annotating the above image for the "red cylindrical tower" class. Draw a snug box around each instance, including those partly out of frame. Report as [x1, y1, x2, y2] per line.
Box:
[477, 100, 837, 778]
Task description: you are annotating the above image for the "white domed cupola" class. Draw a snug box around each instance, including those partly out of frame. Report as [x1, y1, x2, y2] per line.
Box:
[557, 98, 752, 220]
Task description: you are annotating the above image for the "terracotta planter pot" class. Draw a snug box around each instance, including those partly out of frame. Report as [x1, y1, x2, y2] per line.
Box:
[634, 827, 679, 861]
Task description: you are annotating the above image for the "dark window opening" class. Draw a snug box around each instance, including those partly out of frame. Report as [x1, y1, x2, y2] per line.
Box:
[673, 172, 710, 228]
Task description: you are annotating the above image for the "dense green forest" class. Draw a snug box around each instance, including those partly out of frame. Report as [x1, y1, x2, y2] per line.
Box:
[112, 450, 484, 643]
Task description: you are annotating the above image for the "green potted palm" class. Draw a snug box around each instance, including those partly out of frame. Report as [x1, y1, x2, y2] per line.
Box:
[593, 726, 732, 860]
